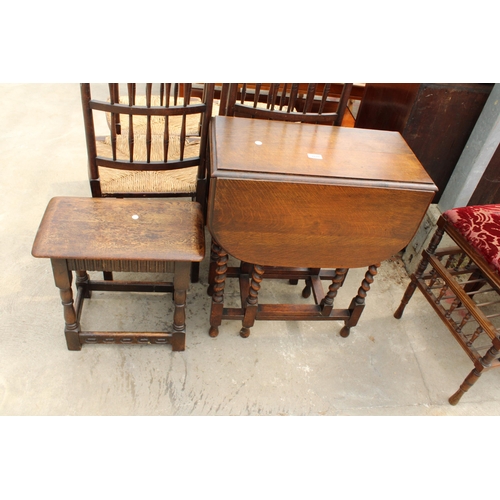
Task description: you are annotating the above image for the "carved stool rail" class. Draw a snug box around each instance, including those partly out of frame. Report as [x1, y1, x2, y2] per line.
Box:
[395, 204, 500, 404]
[32, 197, 205, 351]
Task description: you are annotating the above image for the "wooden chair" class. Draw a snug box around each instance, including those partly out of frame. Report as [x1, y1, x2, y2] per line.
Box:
[80, 83, 215, 282]
[220, 83, 353, 125]
[208, 83, 354, 313]
[395, 204, 500, 404]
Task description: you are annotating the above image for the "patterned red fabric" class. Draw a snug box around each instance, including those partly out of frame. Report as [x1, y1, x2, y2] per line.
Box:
[444, 204, 500, 273]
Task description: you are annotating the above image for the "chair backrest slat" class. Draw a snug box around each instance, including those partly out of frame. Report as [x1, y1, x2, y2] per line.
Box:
[303, 84, 317, 114]
[162, 83, 170, 162]
[222, 83, 353, 126]
[145, 83, 153, 163]
[317, 83, 330, 115]
[127, 84, 136, 162]
[80, 82, 215, 213]
[108, 83, 118, 161]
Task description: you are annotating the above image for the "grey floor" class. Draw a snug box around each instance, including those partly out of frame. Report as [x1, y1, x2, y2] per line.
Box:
[2, 83, 500, 417]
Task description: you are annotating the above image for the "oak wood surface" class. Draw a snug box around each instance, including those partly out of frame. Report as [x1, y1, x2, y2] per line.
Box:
[32, 197, 205, 262]
[208, 116, 437, 268]
[210, 116, 435, 187]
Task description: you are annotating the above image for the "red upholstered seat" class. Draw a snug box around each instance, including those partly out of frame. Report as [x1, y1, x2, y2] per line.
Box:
[396, 203, 500, 405]
[443, 204, 500, 273]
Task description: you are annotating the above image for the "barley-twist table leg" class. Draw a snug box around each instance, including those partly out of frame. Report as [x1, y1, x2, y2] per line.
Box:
[240, 264, 264, 338]
[321, 268, 349, 316]
[340, 263, 379, 338]
[209, 242, 228, 338]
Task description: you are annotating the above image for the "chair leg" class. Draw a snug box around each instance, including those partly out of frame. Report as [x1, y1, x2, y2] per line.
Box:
[301, 277, 312, 298]
[449, 368, 482, 405]
[394, 225, 445, 319]
[190, 261, 200, 283]
[449, 345, 499, 405]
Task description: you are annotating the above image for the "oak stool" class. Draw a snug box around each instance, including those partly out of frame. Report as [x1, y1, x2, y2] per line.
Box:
[395, 204, 500, 404]
[32, 197, 204, 351]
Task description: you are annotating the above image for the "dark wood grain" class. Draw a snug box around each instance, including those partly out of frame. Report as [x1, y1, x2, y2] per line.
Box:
[355, 83, 494, 202]
[208, 117, 436, 269]
[32, 197, 204, 351]
[32, 197, 205, 262]
[207, 116, 436, 338]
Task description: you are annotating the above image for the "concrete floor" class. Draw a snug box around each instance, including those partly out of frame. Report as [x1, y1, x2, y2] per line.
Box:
[2, 83, 500, 417]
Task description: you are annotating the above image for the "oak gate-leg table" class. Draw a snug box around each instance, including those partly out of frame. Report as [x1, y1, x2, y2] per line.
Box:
[206, 116, 437, 338]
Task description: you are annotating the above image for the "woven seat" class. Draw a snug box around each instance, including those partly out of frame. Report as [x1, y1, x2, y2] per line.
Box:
[81, 83, 214, 203]
[395, 204, 500, 404]
[96, 134, 199, 194]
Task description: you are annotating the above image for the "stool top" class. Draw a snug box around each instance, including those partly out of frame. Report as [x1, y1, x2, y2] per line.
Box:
[444, 204, 500, 273]
[32, 197, 205, 262]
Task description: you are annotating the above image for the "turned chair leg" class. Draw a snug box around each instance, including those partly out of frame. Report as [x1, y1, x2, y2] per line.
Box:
[394, 225, 445, 319]
[449, 345, 499, 405]
[449, 368, 482, 406]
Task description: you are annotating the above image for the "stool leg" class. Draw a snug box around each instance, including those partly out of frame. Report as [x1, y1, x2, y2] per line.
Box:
[51, 259, 81, 351]
[394, 225, 445, 319]
[172, 261, 190, 351]
[76, 270, 91, 299]
[449, 345, 499, 405]
[449, 368, 482, 406]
